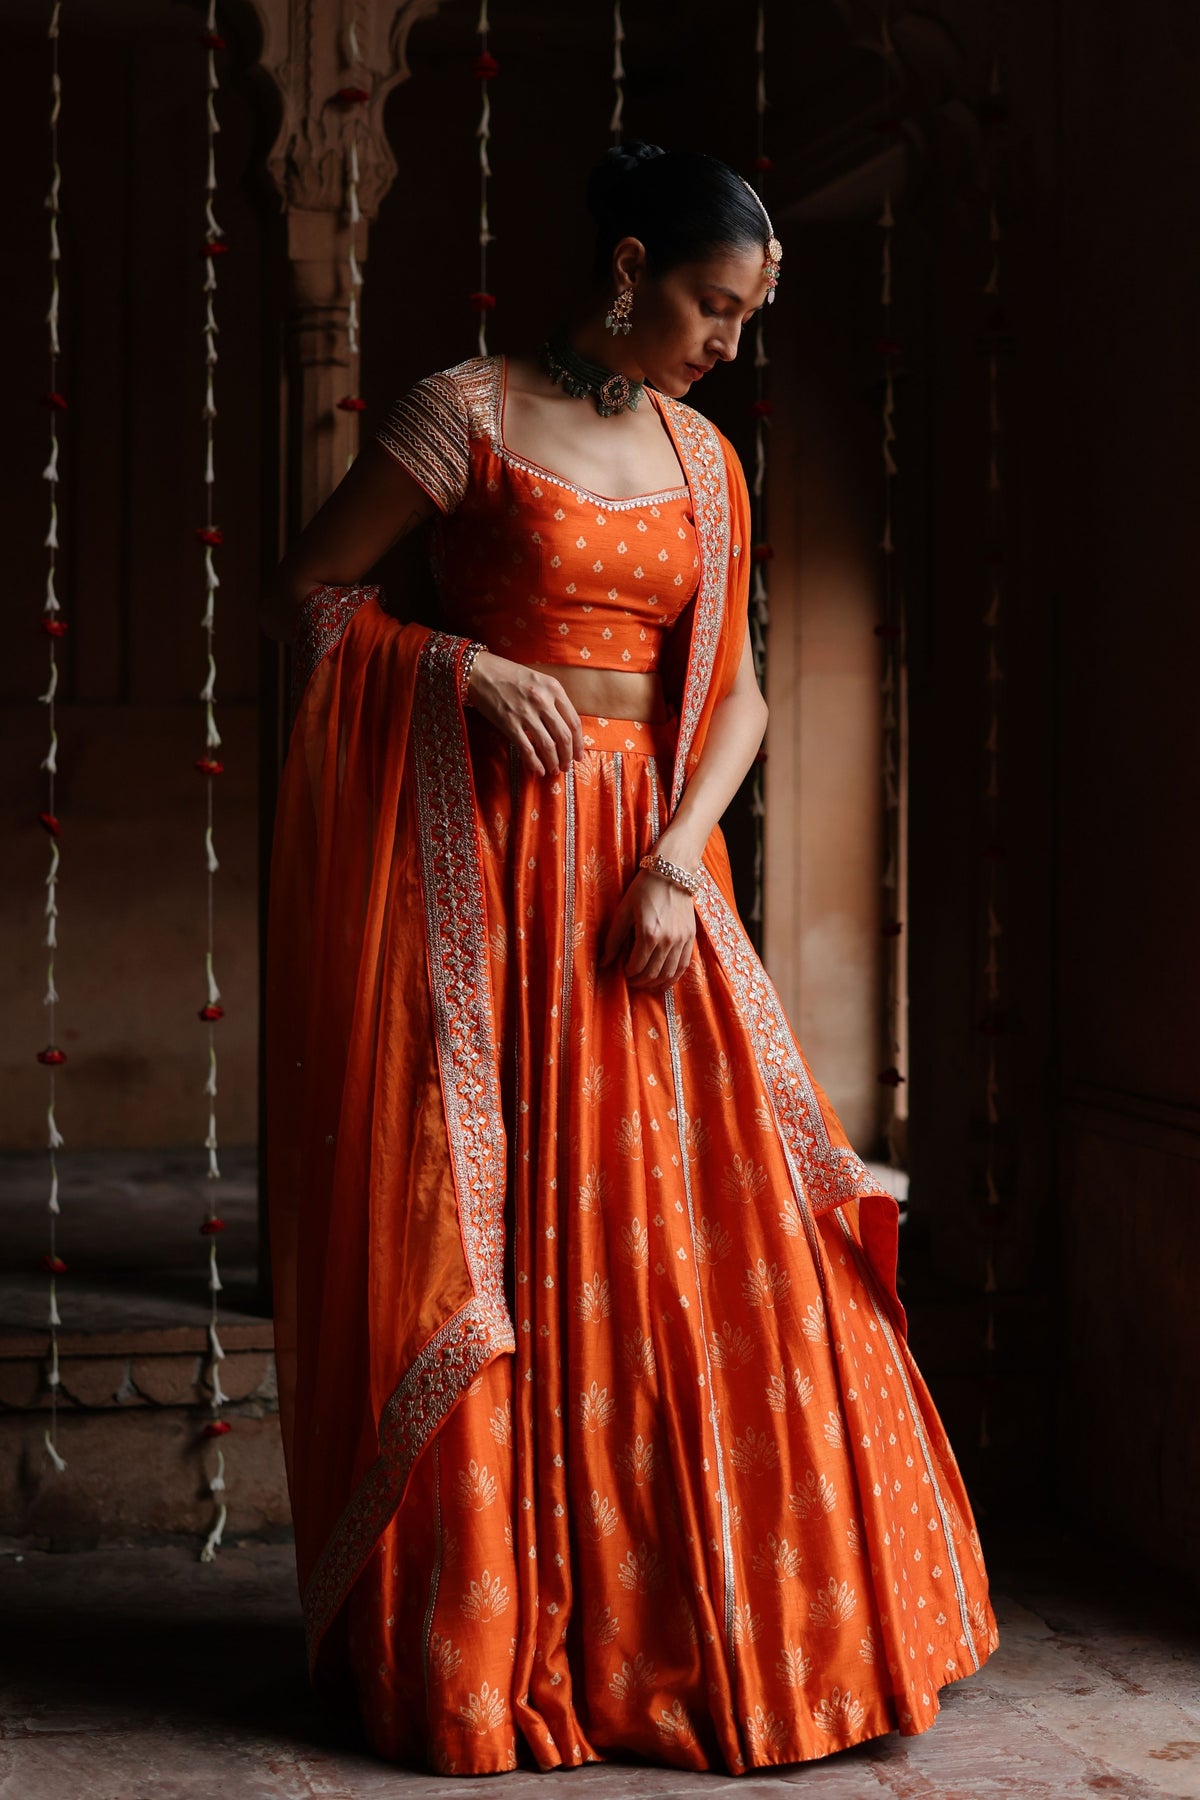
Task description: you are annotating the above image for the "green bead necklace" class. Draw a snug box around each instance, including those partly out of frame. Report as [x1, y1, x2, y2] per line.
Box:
[539, 329, 645, 417]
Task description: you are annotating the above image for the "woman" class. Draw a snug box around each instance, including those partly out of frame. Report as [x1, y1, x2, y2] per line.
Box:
[261, 142, 999, 1777]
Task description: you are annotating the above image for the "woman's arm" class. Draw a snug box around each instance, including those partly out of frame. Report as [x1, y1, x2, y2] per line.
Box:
[599, 621, 767, 991]
[258, 440, 438, 643]
[653, 620, 768, 871]
[262, 430, 588, 773]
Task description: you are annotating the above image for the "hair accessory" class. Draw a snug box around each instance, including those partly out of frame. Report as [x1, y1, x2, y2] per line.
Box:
[762, 233, 783, 300]
[739, 176, 783, 303]
[458, 638, 488, 707]
[604, 285, 634, 336]
[639, 850, 703, 898]
[540, 330, 644, 416]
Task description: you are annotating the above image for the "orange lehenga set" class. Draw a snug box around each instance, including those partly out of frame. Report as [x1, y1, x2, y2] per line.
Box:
[265, 352, 999, 1777]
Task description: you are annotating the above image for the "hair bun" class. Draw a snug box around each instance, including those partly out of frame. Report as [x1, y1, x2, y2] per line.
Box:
[585, 140, 665, 220]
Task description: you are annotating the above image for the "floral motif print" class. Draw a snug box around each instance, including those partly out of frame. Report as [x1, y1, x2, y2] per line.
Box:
[341, 710, 999, 1777]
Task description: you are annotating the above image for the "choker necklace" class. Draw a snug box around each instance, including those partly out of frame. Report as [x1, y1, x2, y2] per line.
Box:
[540, 330, 645, 416]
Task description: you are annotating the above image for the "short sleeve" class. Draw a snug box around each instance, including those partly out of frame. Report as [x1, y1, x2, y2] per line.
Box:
[373, 371, 470, 515]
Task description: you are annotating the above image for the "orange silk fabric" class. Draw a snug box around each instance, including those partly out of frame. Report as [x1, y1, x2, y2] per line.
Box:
[437, 479, 699, 673]
[265, 401, 999, 1777]
[340, 709, 998, 1775]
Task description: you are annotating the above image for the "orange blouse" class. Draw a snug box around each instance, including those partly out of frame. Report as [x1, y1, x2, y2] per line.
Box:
[374, 353, 700, 674]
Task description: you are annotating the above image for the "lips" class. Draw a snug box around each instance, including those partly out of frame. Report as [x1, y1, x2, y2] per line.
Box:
[686, 362, 713, 379]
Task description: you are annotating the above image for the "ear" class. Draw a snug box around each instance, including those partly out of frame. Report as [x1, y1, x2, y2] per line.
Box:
[611, 236, 647, 289]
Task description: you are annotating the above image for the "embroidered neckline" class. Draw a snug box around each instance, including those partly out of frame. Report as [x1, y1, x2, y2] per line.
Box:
[492, 354, 691, 512]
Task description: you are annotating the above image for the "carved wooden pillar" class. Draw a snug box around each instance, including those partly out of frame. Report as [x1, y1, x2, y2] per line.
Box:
[248, 0, 440, 525]
[248, 0, 441, 1290]
[251, 0, 442, 527]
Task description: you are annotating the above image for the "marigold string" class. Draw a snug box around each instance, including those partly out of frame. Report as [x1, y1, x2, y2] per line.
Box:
[39, 0, 68, 1478]
[472, 0, 495, 355]
[336, 21, 368, 468]
[197, 0, 230, 1562]
[610, 0, 625, 143]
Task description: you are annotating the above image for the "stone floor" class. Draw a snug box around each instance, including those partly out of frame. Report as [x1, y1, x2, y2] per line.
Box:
[2, 1146, 265, 1334]
[0, 1517, 1197, 1799]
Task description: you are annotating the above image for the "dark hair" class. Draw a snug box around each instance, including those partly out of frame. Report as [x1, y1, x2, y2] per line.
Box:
[585, 141, 769, 285]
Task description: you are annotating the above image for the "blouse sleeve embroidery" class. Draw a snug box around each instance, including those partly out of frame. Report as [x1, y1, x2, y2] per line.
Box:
[373, 371, 470, 515]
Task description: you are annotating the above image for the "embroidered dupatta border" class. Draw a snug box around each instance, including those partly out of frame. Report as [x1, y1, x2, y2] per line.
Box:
[695, 871, 886, 1215]
[298, 626, 515, 1676]
[290, 583, 381, 705]
[653, 394, 730, 813]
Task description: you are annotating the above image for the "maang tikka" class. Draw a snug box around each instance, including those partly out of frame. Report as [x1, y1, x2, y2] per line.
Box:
[739, 176, 783, 303]
[605, 286, 634, 335]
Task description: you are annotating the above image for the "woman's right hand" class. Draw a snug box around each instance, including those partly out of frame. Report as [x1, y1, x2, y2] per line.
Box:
[466, 651, 585, 777]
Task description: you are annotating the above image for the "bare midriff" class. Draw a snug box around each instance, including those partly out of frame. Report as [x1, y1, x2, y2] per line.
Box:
[521, 661, 672, 723]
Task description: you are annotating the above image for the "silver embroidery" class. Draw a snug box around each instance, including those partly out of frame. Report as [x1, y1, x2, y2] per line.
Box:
[653, 397, 731, 811]
[291, 583, 379, 708]
[695, 872, 881, 1208]
[612, 750, 623, 850]
[652, 774, 740, 1685]
[561, 764, 578, 1068]
[422, 1439, 444, 1707]
[299, 630, 514, 1673]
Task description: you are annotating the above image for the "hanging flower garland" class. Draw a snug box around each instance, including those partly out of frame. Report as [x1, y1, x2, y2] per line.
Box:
[874, 6, 906, 1156]
[746, 1, 773, 938]
[610, 0, 625, 144]
[196, 0, 231, 1562]
[976, 13, 1013, 1457]
[469, 1, 497, 353]
[333, 28, 369, 465]
[38, 0, 68, 1478]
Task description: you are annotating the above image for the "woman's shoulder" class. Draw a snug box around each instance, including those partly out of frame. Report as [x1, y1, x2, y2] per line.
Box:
[411, 354, 503, 440]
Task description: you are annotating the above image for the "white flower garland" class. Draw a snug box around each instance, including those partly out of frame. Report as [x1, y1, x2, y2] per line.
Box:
[40, 0, 68, 1479]
[197, 0, 229, 1563]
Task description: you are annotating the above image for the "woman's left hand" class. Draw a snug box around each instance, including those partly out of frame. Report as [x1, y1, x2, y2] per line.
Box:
[599, 869, 696, 992]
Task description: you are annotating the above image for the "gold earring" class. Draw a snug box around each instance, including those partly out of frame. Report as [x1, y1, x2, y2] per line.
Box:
[605, 286, 634, 336]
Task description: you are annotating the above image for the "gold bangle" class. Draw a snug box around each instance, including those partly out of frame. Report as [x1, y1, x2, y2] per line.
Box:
[639, 851, 702, 898]
[458, 639, 487, 708]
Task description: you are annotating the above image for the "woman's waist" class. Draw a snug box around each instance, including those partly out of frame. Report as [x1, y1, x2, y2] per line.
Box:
[465, 690, 678, 760]
[500, 655, 670, 725]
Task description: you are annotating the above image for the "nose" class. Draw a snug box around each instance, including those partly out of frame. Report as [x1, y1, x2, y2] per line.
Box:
[708, 320, 742, 362]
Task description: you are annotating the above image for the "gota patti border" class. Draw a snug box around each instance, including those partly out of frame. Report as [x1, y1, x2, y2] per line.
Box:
[652, 392, 731, 812]
[290, 582, 381, 706]
[299, 626, 515, 1676]
[694, 872, 887, 1217]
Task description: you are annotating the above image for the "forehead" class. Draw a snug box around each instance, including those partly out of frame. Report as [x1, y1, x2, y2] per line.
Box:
[686, 243, 772, 309]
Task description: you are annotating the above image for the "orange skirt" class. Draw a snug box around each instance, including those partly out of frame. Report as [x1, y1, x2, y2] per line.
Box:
[341, 709, 999, 1775]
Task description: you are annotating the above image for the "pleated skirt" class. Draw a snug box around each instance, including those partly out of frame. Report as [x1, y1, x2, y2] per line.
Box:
[341, 708, 999, 1775]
